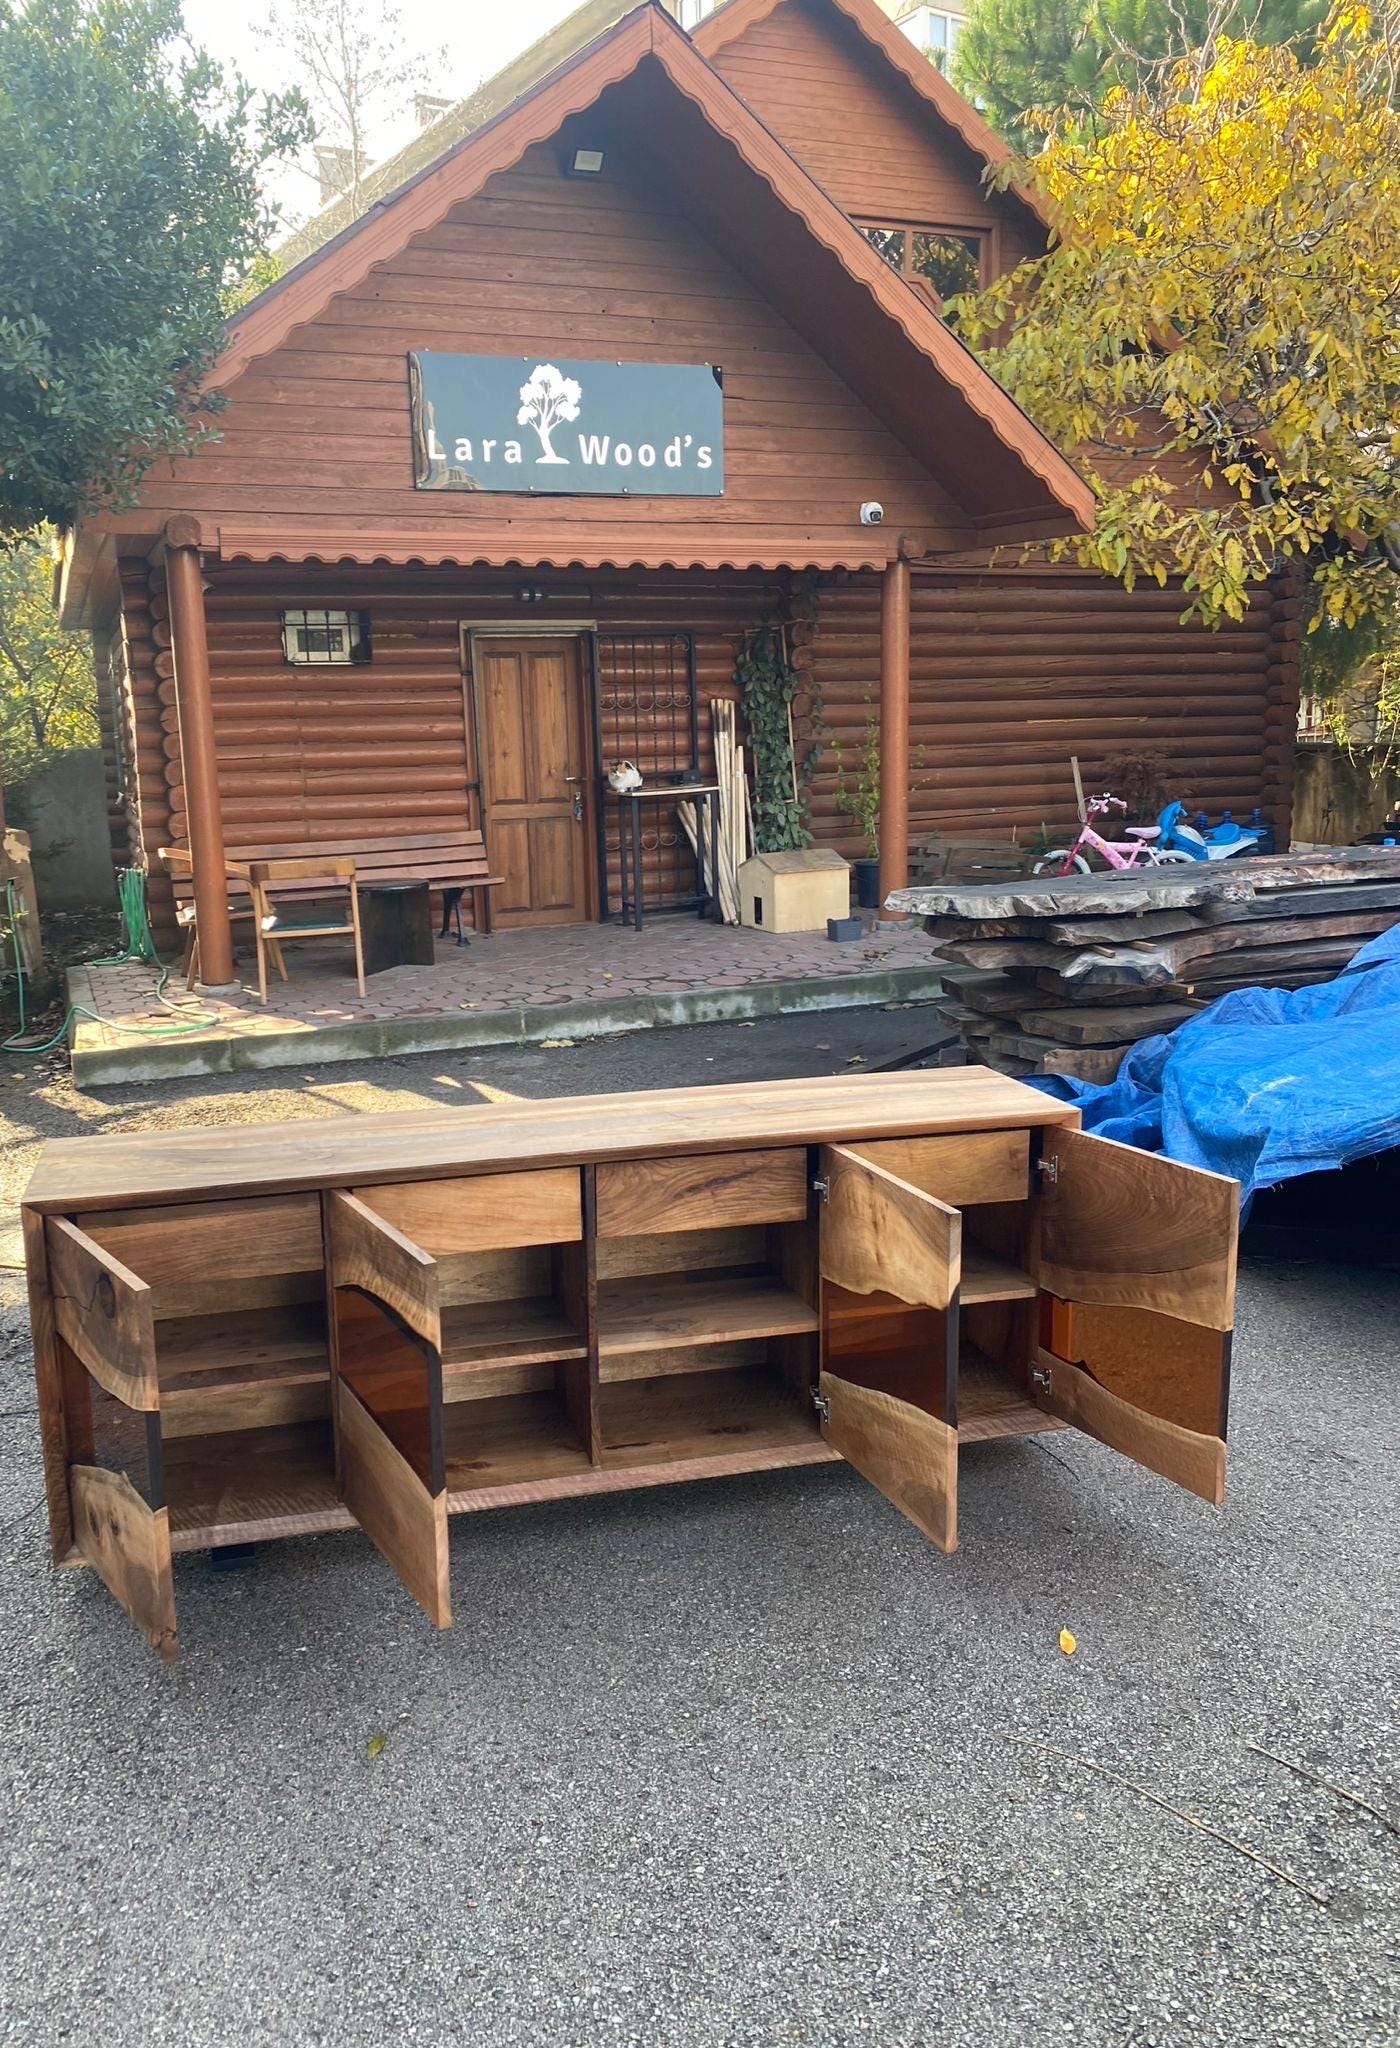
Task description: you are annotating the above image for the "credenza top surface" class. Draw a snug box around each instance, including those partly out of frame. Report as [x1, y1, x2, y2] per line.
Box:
[24, 1068, 1078, 1214]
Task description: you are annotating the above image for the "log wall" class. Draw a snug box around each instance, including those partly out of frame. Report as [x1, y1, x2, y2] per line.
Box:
[800, 565, 1299, 855]
[111, 554, 1300, 951]
[129, 562, 774, 946]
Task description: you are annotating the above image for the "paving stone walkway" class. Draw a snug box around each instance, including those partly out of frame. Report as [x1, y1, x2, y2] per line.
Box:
[68, 917, 944, 1084]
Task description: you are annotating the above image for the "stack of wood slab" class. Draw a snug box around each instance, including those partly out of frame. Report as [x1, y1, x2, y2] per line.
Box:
[890, 847, 1400, 1082]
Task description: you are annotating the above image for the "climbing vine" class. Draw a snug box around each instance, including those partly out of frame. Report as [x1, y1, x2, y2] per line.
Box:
[736, 622, 812, 852]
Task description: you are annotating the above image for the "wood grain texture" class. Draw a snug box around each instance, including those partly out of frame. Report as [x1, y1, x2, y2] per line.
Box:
[22, 1209, 74, 1564]
[597, 1271, 820, 1353]
[596, 1148, 808, 1237]
[961, 1244, 1036, 1304]
[165, 1421, 347, 1549]
[819, 1368, 958, 1551]
[47, 1217, 159, 1411]
[338, 1382, 451, 1627]
[557, 1163, 601, 1463]
[957, 1350, 1062, 1443]
[1034, 1349, 1226, 1505]
[80, 1195, 323, 1318]
[325, 1190, 439, 1349]
[69, 1464, 178, 1660]
[1036, 1128, 1239, 1332]
[841, 1130, 1029, 1207]
[597, 1224, 769, 1280]
[819, 1145, 960, 1309]
[25, 1071, 1073, 1213]
[361, 1169, 582, 1253]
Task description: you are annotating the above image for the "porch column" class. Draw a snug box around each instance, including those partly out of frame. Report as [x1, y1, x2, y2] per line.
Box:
[163, 519, 234, 987]
[878, 554, 911, 918]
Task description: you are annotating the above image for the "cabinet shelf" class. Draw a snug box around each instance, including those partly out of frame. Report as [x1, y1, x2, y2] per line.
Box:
[602, 1365, 830, 1473]
[597, 1271, 819, 1355]
[960, 1246, 1037, 1304]
[165, 1421, 346, 1551]
[957, 1348, 1063, 1442]
[440, 1297, 587, 1373]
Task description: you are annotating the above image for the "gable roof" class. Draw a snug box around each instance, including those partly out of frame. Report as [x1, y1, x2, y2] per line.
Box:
[275, 0, 643, 272]
[215, 2, 1088, 539]
[692, 0, 1048, 231]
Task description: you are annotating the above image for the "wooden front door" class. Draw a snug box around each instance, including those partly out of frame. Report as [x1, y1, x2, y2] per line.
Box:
[475, 636, 594, 927]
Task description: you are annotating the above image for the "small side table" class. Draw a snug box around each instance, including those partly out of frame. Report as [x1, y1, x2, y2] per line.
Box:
[614, 783, 724, 932]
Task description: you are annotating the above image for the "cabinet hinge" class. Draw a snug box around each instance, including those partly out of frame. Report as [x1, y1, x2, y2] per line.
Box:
[1030, 1363, 1053, 1393]
[811, 1175, 830, 1204]
[813, 1389, 831, 1422]
[1036, 1155, 1060, 1186]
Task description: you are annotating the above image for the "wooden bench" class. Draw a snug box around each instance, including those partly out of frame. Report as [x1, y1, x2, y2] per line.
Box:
[161, 829, 504, 977]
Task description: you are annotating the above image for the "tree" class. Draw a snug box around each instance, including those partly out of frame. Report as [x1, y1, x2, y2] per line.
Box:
[953, 0, 1329, 149]
[517, 364, 582, 465]
[0, 0, 311, 543]
[0, 538, 98, 785]
[258, 0, 438, 219]
[954, 4, 1400, 632]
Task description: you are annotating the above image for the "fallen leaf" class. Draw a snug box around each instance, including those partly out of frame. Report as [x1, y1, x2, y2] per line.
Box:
[845, 1054, 866, 1066]
[458, 1001, 479, 1011]
[601, 971, 613, 982]
[1059, 1628, 1078, 1657]
[539, 1038, 575, 1049]
[366, 1732, 388, 1759]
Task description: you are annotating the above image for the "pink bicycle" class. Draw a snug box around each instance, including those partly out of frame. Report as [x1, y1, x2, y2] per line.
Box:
[1032, 759, 1192, 876]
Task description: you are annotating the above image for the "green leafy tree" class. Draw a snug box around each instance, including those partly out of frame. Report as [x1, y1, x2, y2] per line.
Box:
[953, 0, 1329, 148]
[0, 0, 312, 541]
[0, 538, 98, 784]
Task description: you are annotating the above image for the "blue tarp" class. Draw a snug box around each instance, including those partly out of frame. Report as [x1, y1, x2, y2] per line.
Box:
[1031, 924, 1400, 1202]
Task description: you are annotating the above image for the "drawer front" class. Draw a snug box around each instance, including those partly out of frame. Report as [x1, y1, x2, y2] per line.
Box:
[596, 1148, 808, 1238]
[843, 1130, 1029, 1208]
[361, 1168, 582, 1253]
[80, 1195, 324, 1317]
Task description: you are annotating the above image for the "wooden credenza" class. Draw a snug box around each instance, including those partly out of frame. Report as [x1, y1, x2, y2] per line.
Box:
[21, 1071, 1240, 1659]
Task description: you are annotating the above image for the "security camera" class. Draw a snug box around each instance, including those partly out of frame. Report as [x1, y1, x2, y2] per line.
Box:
[859, 501, 885, 526]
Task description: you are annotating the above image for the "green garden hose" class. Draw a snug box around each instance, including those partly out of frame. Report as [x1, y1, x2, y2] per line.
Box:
[3, 868, 220, 1055]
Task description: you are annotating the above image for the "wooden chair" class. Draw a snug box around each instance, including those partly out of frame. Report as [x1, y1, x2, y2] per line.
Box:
[245, 857, 366, 1001]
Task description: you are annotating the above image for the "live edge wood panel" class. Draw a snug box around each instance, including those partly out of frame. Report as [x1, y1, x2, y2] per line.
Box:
[21, 1073, 1243, 1659]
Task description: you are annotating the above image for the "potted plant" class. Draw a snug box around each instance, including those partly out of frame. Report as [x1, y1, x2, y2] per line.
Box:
[834, 715, 882, 909]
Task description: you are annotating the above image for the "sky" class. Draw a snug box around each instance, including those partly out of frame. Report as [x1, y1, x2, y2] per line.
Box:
[180, 0, 584, 224]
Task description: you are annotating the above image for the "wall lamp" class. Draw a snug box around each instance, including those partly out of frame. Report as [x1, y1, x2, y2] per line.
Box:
[567, 146, 605, 176]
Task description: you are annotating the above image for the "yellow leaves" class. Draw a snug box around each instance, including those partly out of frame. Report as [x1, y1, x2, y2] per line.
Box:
[366, 1733, 388, 1760]
[1059, 1628, 1078, 1656]
[951, 0, 1399, 639]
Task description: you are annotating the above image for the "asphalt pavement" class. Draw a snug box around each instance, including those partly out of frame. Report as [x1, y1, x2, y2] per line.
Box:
[0, 1012, 1395, 2046]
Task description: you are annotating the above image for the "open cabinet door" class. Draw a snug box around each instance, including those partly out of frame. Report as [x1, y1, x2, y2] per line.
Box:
[46, 1218, 178, 1660]
[325, 1192, 451, 1628]
[817, 1145, 961, 1552]
[1034, 1128, 1239, 1505]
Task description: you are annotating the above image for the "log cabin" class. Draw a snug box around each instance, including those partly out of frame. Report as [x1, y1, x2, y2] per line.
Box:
[59, 0, 1302, 982]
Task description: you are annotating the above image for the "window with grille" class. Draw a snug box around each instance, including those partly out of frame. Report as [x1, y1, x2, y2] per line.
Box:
[280, 609, 371, 665]
[860, 222, 984, 313]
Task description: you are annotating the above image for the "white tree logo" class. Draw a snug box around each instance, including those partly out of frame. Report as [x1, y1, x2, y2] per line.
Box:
[517, 363, 581, 465]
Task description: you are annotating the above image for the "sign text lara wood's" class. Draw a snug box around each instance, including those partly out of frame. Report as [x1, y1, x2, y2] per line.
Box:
[409, 353, 725, 496]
